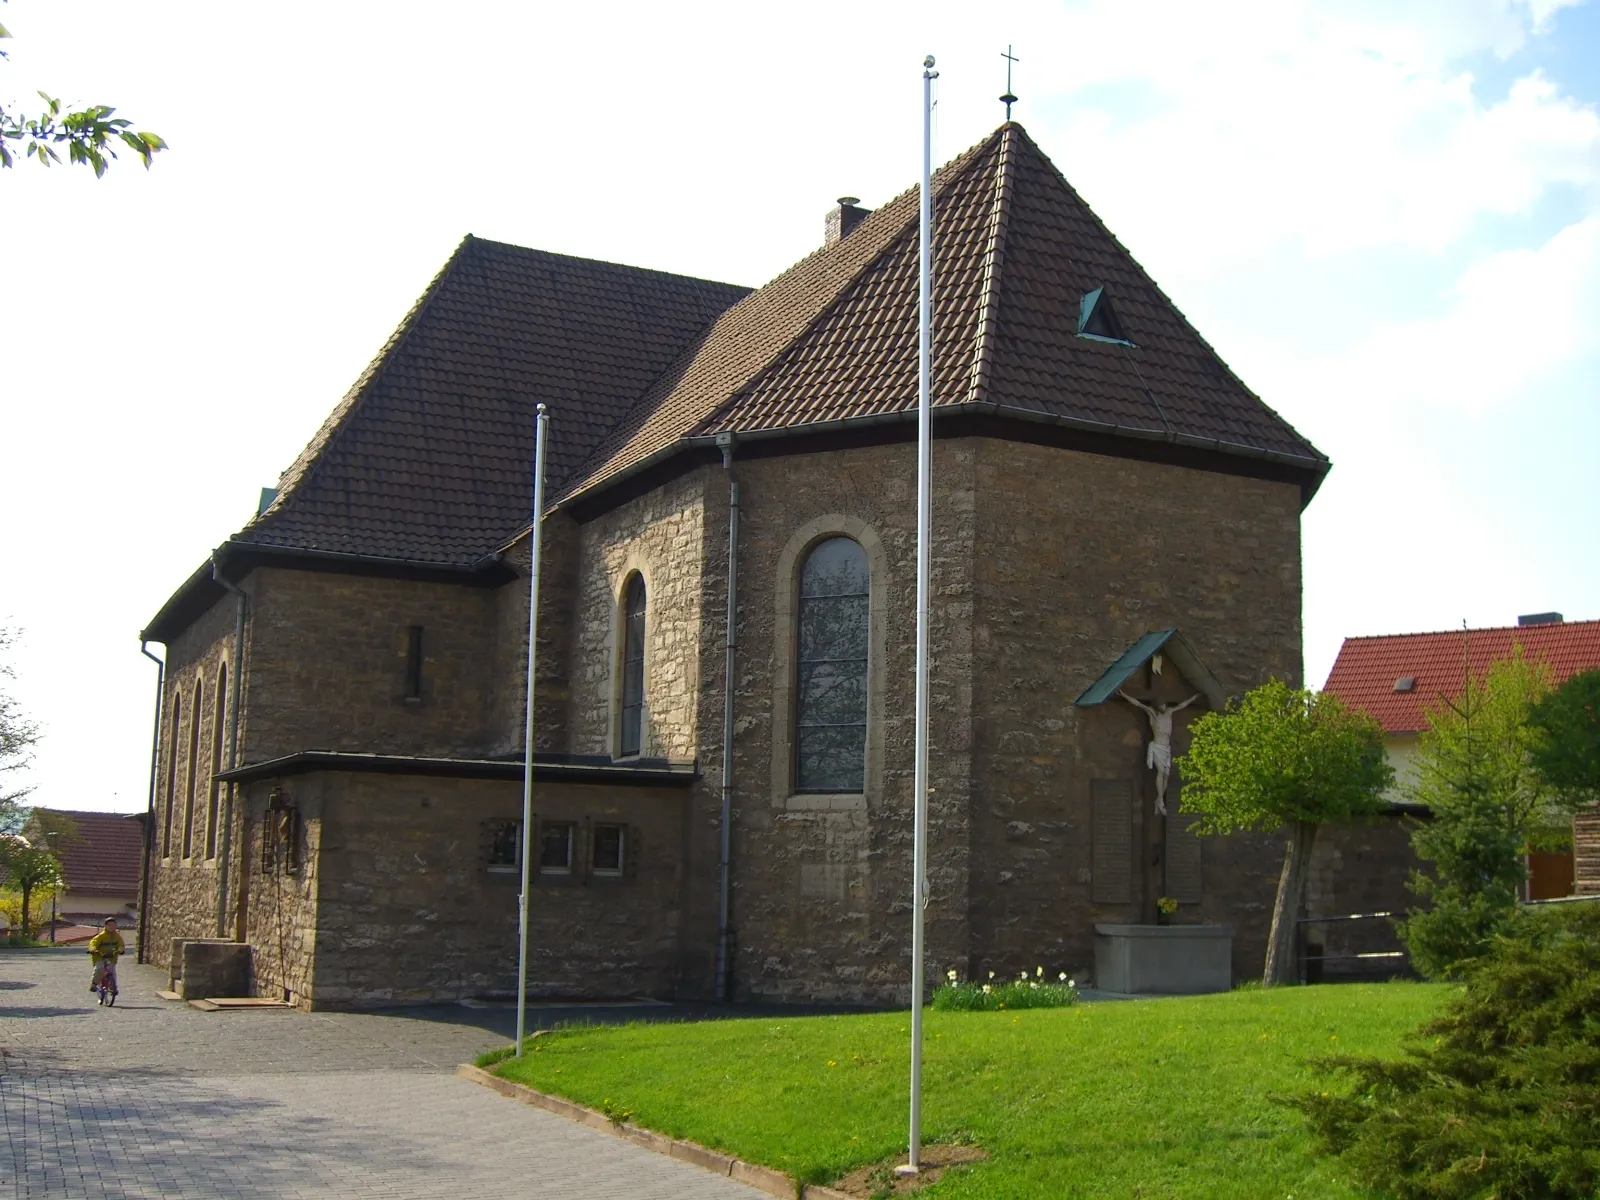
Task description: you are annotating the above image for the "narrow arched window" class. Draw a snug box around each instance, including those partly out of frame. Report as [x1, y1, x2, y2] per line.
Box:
[182, 679, 201, 859]
[206, 664, 227, 859]
[620, 574, 647, 757]
[162, 693, 182, 858]
[795, 537, 870, 792]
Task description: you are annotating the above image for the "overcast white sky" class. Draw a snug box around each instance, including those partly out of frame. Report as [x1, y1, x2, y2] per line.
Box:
[3, 0, 1597, 815]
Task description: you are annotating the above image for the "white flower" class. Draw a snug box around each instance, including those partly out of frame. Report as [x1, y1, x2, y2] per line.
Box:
[981, 984, 991, 994]
[1059, 972, 1068, 982]
[1068, 979, 1075, 988]
[988, 970, 995, 980]
[1036, 966, 1043, 977]
[947, 969, 958, 982]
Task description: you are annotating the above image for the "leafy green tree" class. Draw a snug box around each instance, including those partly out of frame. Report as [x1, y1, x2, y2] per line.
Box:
[1292, 901, 1600, 1200]
[0, 835, 62, 938]
[1179, 679, 1392, 986]
[1527, 668, 1600, 809]
[1399, 653, 1584, 977]
[0, 4, 165, 175]
[0, 625, 37, 832]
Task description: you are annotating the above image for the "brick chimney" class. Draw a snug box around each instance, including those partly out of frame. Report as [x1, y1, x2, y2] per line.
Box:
[825, 197, 872, 247]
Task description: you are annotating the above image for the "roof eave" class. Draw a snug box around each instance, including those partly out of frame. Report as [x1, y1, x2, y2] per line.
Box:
[141, 541, 512, 644]
[215, 750, 700, 787]
[558, 401, 1331, 516]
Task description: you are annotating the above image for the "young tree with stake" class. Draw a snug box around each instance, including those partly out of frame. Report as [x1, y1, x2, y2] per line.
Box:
[1179, 680, 1392, 986]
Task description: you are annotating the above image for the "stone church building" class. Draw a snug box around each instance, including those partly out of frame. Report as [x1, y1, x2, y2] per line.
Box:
[140, 123, 1349, 1008]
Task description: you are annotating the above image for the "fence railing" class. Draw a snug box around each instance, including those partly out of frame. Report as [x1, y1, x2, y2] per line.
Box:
[1295, 894, 1597, 983]
[1295, 910, 1407, 984]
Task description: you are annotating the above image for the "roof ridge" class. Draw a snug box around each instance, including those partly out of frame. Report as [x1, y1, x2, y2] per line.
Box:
[555, 127, 1008, 503]
[247, 235, 477, 531]
[964, 123, 1019, 406]
[1009, 127, 1324, 464]
[1340, 618, 1599, 642]
[694, 128, 1006, 438]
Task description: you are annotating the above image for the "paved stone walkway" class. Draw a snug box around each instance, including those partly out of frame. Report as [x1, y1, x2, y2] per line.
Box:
[0, 948, 761, 1198]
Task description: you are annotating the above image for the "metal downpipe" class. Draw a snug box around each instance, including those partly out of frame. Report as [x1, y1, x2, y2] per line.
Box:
[136, 641, 165, 964]
[715, 435, 740, 1002]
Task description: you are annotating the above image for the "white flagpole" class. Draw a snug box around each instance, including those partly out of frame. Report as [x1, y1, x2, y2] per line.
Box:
[903, 53, 937, 1177]
[515, 402, 549, 1056]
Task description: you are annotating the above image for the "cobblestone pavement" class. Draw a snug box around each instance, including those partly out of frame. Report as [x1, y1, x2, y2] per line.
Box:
[0, 948, 761, 1198]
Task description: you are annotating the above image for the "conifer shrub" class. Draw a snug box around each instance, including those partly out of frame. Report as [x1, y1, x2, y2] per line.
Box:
[1292, 902, 1600, 1200]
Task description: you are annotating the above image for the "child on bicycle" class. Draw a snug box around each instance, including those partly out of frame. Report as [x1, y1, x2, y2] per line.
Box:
[87, 917, 125, 1006]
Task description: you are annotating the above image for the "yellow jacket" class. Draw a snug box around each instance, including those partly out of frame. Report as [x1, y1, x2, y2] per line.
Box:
[87, 929, 125, 963]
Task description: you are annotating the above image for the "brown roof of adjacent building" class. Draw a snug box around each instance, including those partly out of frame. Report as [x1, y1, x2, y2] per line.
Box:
[240, 236, 751, 565]
[34, 810, 145, 901]
[1322, 618, 1600, 733]
[560, 123, 1325, 503]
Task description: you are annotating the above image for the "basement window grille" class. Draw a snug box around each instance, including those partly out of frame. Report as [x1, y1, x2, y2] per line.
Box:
[539, 822, 573, 874]
[592, 824, 625, 876]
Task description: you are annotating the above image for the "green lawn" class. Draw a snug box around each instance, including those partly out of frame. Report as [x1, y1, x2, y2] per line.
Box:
[491, 982, 1449, 1198]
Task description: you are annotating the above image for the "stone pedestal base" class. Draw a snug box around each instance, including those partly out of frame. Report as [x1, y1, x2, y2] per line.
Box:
[1093, 923, 1234, 995]
[171, 937, 251, 999]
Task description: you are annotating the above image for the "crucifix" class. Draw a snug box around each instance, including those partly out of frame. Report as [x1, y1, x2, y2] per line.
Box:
[1118, 689, 1201, 816]
[1000, 46, 1019, 120]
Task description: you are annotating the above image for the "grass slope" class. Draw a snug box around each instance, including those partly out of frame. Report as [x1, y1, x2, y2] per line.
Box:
[493, 982, 1447, 1198]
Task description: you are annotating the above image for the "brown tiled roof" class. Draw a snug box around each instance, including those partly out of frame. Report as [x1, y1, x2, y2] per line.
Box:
[561, 123, 1324, 503]
[34, 810, 145, 900]
[1323, 619, 1600, 733]
[240, 236, 750, 565]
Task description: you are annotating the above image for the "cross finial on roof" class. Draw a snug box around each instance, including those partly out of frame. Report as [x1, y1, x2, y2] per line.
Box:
[1000, 45, 1019, 120]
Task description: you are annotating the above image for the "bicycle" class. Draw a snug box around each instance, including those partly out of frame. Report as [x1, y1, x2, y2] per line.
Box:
[93, 959, 118, 1007]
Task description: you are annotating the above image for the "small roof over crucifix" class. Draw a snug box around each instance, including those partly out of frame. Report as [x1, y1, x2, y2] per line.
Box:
[1000, 45, 1019, 120]
[1074, 628, 1228, 712]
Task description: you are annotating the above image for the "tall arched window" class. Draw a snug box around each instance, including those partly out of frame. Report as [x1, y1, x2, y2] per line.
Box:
[619, 574, 647, 757]
[162, 693, 182, 858]
[795, 537, 870, 792]
[206, 663, 227, 859]
[182, 678, 201, 859]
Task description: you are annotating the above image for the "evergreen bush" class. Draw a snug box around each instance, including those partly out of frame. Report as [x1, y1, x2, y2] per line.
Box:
[1292, 902, 1600, 1200]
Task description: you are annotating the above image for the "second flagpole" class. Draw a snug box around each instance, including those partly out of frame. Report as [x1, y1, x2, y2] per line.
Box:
[515, 402, 549, 1057]
[903, 53, 937, 1177]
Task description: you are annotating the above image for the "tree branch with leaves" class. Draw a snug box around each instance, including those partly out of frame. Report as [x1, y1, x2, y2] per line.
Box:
[0, 4, 166, 176]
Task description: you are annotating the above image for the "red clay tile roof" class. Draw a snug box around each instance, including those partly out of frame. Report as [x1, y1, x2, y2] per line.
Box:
[33, 809, 145, 900]
[1322, 619, 1600, 733]
[240, 236, 750, 565]
[561, 123, 1324, 503]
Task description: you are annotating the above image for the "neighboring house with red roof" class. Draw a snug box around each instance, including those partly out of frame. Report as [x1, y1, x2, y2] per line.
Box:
[1323, 614, 1600, 899]
[32, 809, 145, 920]
[138, 122, 1335, 1007]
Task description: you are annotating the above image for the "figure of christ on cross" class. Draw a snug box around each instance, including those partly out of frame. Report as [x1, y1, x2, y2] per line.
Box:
[1118, 689, 1202, 816]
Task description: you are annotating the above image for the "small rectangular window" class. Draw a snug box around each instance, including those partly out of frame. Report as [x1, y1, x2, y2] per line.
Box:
[539, 822, 573, 874]
[592, 824, 625, 875]
[404, 625, 424, 699]
[487, 821, 521, 872]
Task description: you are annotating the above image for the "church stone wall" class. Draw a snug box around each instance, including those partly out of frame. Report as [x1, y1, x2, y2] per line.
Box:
[570, 471, 709, 761]
[966, 440, 1306, 987]
[488, 512, 580, 757]
[704, 440, 977, 1004]
[238, 778, 321, 1004]
[145, 592, 240, 963]
[244, 568, 500, 761]
[267, 772, 688, 1008]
